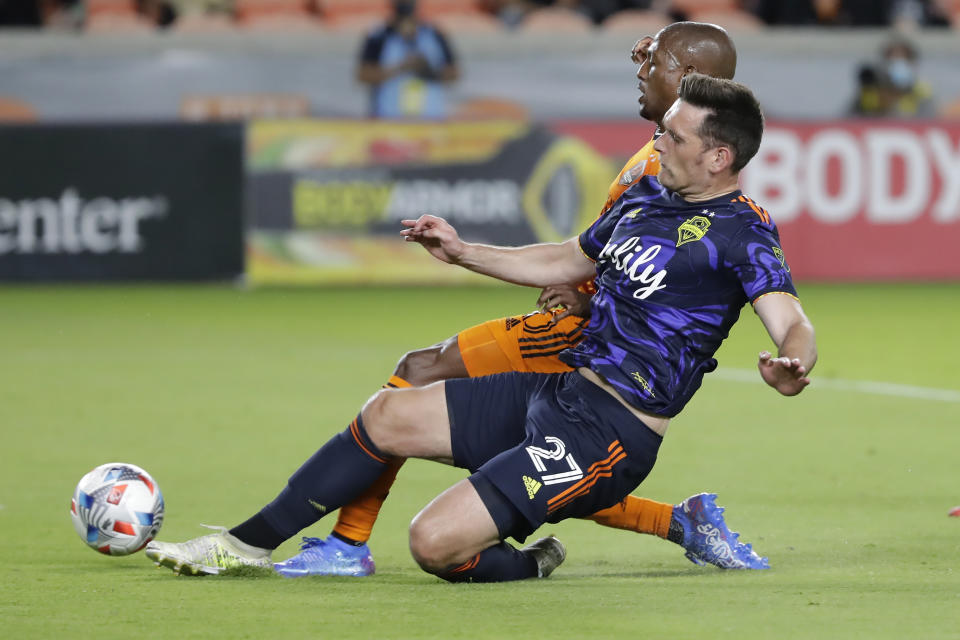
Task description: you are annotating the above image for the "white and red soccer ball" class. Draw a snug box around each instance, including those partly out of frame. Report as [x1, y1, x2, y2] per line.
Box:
[70, 463, 164, 556]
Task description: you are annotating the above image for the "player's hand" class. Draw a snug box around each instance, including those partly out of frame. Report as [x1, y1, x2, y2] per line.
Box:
[631, 36, 654, 65]
[400, 215, 466, 265]
[537, 285, 592, 321]
[757, 350, 811, 396]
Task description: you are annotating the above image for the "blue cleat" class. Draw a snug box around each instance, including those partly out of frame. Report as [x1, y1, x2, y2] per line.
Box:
[273, 535, 375, 577]
[673, 493, 770, 570]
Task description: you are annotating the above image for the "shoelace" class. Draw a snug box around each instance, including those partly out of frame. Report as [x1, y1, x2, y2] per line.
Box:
[299, 537, 325, 550]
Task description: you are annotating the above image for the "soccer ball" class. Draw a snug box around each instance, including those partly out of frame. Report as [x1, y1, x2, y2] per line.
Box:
[69, 462, 164, 556]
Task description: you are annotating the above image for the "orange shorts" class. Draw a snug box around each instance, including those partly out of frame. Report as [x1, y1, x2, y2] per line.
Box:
[457, 311, 588, 378]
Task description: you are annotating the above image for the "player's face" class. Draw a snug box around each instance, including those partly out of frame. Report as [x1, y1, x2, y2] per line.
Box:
[653, 100, 715, 196]
[636, 34, 685, 124]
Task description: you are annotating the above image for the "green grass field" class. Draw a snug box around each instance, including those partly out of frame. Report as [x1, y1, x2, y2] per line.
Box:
[1, 283, 958, 639]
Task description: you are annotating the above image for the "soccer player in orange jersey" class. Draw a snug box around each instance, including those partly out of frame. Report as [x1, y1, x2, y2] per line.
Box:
[277, 22, 765, 576]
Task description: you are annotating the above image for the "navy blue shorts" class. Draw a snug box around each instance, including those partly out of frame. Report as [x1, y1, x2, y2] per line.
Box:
[445, 371, 662, 542]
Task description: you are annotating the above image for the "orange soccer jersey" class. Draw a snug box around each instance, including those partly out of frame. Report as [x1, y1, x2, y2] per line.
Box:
[458, 136, 661, 377]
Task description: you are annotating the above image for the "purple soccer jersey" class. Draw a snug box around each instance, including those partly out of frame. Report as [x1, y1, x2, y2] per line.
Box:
[560, 175, 797, 417]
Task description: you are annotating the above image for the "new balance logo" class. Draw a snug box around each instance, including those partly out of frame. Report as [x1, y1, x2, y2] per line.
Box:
[523, 475, 542, 499]
[307, 499, 327, 514]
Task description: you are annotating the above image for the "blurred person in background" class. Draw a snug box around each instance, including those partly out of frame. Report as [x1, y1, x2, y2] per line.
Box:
[0, 0, 43, 25]
[356, 0, 459, 120]
[841, 0, 949, 27]
[748, 0, 949, 26]
[0, 0, 85, 29]
[136, 0, 178, 28]
[481, 1, 677, 28]
[850, 36, 934, 117]
[749, 0, 835, 25]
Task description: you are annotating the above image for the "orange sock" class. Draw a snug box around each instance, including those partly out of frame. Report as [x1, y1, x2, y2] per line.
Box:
[384, 375, 411, 389]
[331, 376, 412, 544]
[586, 496, 673, 539]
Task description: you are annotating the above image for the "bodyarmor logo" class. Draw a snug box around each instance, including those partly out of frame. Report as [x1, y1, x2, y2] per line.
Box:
[676, 215, 711, 247]
[772, 247, 790, 272]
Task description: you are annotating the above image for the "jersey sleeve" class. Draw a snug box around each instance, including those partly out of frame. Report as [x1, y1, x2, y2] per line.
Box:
[726, 221, 798, 302]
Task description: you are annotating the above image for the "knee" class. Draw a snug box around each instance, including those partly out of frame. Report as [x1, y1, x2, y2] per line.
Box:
[359, 389, 396, 450]
[360, 388, 427, 455]
[408, 513, 457, 574]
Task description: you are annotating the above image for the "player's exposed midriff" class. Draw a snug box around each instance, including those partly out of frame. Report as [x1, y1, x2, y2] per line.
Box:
[577, 367, 670, 437]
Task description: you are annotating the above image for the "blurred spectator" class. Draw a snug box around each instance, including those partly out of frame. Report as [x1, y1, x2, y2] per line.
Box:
[748, 0, 949, 26]
[0, 0, 86, 28]
[0, 0, 43, 25]
[750, 0, 828, 25]
[839, 0, 949, 26]
[357, 0, 459, 120]
[44, 0, 83, 30]
[850, 36, 934, 117]
[555, 0, 617, 25]
[887, 0, 950, 28]
[136, 0, 178, 28]
[485, 0, 528, 28]
[482, 1, 672, 28]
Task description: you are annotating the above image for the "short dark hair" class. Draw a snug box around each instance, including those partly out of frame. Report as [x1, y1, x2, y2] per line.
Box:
[678, 73, 764, 172]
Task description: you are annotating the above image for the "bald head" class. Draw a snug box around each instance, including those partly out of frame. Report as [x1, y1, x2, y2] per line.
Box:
[635, 21, 738, 124]
[658, 22, 737, 80]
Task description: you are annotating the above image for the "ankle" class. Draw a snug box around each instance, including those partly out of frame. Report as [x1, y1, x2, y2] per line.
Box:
[223, 532, 272, 559]
[330, 531, 366, 547]
[667, 515, 684, 545]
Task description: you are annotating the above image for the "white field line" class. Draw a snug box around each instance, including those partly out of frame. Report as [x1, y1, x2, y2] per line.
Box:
[714, 368, 960, 404]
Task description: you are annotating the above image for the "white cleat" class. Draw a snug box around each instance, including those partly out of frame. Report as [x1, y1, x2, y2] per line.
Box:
[145, 525, 272, 576]
[522, 535, 566, 578]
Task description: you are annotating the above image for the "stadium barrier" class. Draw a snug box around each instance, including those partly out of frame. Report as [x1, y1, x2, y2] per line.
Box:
[0, 123, 245, 281]
[247, 119, 615, 284]
[3, 118, 953, 283]
[249, 118, 960, 284]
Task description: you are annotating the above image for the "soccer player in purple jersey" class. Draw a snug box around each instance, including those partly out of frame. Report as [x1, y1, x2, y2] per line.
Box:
[146, 74, 816, 582]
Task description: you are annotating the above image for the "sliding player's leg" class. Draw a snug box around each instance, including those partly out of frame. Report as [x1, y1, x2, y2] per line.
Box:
[145, 382, 456, 576]
[415, 370, 662, 582]
[284, 337, 470, 577]
[301, 313, 574, 576]
[409, 477, 564, 582]
[589, 493, 770, 569]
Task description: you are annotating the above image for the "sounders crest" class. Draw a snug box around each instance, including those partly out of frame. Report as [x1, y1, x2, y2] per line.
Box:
[676, 216, 711, 247]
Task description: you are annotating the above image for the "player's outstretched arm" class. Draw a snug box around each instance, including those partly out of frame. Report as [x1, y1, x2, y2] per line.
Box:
[401, 215, 595, 288]
[753, 293, 817, 396]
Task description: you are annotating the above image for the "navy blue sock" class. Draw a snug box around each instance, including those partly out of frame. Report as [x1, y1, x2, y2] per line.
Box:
[439, 542, 539, 583]
[231, 415, 389, 548]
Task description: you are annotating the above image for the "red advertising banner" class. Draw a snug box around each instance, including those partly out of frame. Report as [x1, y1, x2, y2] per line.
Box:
[553, 119, 960, 281]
